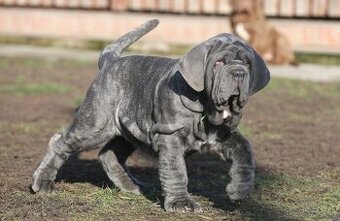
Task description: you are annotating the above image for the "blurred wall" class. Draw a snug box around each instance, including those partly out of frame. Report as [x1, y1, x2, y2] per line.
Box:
[1, 0, 340, 18]
[0, 0, 339, 53]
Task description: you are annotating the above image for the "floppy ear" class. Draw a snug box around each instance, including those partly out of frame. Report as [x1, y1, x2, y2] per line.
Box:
[178, 43, 211, 92]
[249, 48, 270, 95]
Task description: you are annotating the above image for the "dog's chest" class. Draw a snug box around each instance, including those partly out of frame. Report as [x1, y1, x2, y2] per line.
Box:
[192, 118, 230, 151]
[199, 131, 219, 146]
[191, 131, 225, 155]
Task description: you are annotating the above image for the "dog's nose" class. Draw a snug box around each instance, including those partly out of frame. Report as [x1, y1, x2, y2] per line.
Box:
[232, 70, 245, 80]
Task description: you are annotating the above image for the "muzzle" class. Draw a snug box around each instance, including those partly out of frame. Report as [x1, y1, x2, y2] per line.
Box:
[208, 60, 249, 126]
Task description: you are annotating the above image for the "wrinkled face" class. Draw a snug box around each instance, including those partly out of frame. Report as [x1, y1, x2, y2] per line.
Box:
[206, 45, 251, 126]
[178, 34, 270, 128]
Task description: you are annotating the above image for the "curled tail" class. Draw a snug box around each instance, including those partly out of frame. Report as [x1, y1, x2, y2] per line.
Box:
[98, 19, 159, 69]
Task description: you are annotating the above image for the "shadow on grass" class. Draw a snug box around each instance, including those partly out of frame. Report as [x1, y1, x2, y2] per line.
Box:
[186, 153, 295, 221]
[56, 152, 294, 221]
[56, 153, 112, 188]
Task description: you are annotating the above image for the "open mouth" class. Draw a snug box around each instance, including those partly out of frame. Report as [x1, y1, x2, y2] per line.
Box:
[208, 58, 248, 126]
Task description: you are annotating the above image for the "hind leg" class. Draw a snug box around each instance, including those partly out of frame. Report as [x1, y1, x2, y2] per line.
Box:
[99, 137, 141, 194]
[31, 81, 118, 193]
[31, 124, 115, 193]
[31, 131, 70, 193]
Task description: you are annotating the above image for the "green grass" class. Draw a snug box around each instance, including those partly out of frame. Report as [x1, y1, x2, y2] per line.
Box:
[0, 122, 40, 134]
[1, 56, 93, 70]
[267, 78, 340, 99]
[250, 173, 340, 220]
[0, 83, 70, 95]
[2, 173, 338, 221]
[295, 52, 340, 66]
[22, 58, 53, 68]
[0, 55, 339, 221]
[238, 123, 253, 137]
[0, 58, 9, 68]
[73, 97, 84, 107]
[0, 70, 70, 95]
[238, 123, 283, 141]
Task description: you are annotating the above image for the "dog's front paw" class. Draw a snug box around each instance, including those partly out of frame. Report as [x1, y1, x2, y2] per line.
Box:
[226, 180, 254, 201]
[119, 182, 141, 195]
[164, 195, 202, 213]
[31, 177, 55, 194]
[30, 171, 55, 193]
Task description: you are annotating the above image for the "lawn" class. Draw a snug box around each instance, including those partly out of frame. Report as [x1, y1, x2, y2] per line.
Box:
[0, 57, 339, 221]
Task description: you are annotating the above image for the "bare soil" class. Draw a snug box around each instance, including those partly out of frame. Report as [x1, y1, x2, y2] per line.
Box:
[0, 57, 339, 220]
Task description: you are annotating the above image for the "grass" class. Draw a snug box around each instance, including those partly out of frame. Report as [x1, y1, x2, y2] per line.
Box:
[73, 97, 84, 107]
[0, 63, 71, 95]
[257, 132, 283, 141]
[0, 74, 70, 95]
[22, 58, 54, 68]
[267, 78, 340, 99]
[0, 122, 40, 134]
[295, 52, 340, 66]
[0, 120, 63, 136]
[1, 57, 91, 69]
[0, 56, 339, 220]
[238, 124, 253, 137]
[250, 173, 340, 220]
[0, 82, 70, 95]
[0, 58, 9, 68]
[1, 173, 338, 220]
[238, 124, 283, 141]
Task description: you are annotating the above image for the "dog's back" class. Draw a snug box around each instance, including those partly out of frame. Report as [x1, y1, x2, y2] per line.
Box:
[108, 55, 177, 145]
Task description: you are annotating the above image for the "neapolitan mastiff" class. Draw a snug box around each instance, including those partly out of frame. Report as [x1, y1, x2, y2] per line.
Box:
[31, 19, 270, 212]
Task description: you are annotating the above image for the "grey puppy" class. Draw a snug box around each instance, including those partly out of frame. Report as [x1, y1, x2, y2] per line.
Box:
[31, 19, 270, 212]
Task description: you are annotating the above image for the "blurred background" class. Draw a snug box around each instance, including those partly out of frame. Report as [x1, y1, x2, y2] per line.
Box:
[0, 0, 339, 63]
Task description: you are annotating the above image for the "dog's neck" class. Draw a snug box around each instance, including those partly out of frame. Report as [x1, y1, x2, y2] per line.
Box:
[193, 112, 235, 143]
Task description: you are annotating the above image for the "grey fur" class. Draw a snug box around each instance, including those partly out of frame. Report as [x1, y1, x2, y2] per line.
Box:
[31, 19, 270, 213]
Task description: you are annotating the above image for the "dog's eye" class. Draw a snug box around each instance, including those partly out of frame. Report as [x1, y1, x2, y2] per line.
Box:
[214, 59, 225, 67]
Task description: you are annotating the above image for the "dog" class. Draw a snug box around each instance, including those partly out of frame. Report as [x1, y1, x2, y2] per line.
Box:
[229, 0, 297, 65]
[31, 19, 270, 213]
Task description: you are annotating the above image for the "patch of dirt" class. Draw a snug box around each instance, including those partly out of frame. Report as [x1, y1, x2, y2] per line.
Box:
[244, 81, 340, 179]
[0, 57, 339, 220]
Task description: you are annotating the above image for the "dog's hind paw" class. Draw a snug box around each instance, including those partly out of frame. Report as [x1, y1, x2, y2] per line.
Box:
[164, 195, 202, 213]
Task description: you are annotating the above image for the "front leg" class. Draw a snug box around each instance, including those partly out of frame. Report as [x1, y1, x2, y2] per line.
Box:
[222, 130, 255, 201]
[157, 135, 202, 213]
